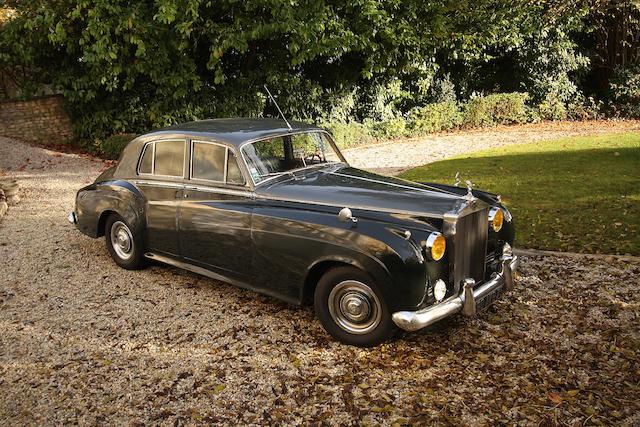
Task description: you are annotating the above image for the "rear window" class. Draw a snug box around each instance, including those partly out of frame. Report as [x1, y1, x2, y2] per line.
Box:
[138, 140, 186, 177]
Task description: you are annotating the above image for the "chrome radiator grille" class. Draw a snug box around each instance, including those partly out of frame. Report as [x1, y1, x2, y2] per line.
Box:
[452, 208, 489, 287]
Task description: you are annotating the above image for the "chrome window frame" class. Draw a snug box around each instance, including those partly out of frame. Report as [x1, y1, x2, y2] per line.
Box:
[189, 139, 248, 186]
[239, 130, 347, 188]
[136, 139, 187, 179]
[136, 142, 155, 176]
[190, 140, 228, 184]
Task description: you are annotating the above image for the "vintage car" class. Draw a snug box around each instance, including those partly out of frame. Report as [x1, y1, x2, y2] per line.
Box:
[69, 118, 519, 346]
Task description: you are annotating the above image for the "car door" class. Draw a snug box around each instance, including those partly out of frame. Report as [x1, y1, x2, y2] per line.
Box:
[135, 139, 187, 257]
[178, 140, 253, 284]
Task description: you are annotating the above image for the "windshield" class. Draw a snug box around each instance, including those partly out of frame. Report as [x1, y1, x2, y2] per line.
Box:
[241, 132, 343, 184]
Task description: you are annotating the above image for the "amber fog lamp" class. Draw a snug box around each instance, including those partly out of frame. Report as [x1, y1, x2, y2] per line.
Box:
[425, 232, 446, 261]
[489, 207, 504, 232]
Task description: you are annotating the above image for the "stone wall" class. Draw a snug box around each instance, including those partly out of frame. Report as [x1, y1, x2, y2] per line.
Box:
[0, 95, 73, 143]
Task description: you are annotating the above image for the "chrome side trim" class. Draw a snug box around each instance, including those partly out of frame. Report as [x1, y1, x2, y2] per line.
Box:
[145, 252, 249, 289]
[182, 184, 253, 198]
[133, 180, 253, 197]
[133, 180, 185, 189]
[391, 255, 519, 332]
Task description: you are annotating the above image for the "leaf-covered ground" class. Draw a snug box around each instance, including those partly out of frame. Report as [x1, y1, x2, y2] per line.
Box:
[1, 137, 639, 425]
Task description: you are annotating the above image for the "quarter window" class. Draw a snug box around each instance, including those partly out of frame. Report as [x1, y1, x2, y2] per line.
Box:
[226, 153, 245, 185]
[138, 144, 153, 174]
[154, 140, 186, 177]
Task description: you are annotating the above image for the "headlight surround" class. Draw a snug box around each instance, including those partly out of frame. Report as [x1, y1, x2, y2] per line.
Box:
[425, 232, 446, 261]
[488, 207, 504, 232]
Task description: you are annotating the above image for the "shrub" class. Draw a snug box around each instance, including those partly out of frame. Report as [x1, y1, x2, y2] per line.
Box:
[462, 93, 529, 127]
[610, 65, 640, 118]
[97, 133, 138, 159]
[408, 101, 462, 134]
[567, 96, 602, 120]
[538, 91, 567, 120]
[367, 117, 409, 138]
[321, 121, 375, 149]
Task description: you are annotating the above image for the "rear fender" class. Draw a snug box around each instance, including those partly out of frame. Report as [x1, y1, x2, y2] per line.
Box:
[75, 180, 146, 238]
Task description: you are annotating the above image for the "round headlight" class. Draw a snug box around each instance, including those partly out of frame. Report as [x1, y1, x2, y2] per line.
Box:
[425, 232, 446, 261]
[489, 207, 504, 232]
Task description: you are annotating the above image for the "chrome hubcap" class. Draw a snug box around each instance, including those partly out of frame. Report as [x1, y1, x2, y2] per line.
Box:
[328, 280, 382, 334]
[110, 221, 133, 260]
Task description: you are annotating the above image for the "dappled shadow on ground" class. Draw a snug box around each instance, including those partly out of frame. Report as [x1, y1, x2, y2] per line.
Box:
[1, 138, 639, 425]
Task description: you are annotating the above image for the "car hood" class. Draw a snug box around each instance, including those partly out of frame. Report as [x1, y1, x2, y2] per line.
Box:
[255, 165, 476, 218]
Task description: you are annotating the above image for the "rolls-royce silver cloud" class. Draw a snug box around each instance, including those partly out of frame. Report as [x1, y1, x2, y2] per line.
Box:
[69, 118, 519, 346]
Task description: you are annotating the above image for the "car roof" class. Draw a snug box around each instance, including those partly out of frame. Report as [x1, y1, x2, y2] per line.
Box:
[143, 118, 325, 147]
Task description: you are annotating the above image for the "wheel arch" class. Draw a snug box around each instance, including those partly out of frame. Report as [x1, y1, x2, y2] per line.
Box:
[301, 255, 392, 306]
[75, 180, 147, 239]
[96, 209, 118, 237]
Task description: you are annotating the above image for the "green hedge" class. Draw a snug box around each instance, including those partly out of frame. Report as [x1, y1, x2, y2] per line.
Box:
[89, 91, 602, 155]
[408, 101, 462, 134]
[80, 133, 138, 160]
[462, 93, 530, 127]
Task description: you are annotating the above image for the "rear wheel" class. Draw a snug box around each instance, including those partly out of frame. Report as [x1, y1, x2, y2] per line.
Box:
[105, 213, 145, 270]
[314, 266, 396, 347]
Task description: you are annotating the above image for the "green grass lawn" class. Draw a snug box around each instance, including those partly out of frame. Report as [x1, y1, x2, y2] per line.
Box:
[400, 132, 640, 255]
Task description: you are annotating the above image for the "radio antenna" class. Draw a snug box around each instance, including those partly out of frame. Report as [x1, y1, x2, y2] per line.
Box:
[263, 85, 292, 131]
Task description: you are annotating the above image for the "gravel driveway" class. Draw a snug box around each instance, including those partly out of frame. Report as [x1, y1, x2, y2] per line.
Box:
[1, 133, 639, 425]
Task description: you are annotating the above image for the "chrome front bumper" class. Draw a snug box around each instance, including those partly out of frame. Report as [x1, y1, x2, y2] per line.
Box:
[68, 211, 77, 224]
[392, 255, 520, 332]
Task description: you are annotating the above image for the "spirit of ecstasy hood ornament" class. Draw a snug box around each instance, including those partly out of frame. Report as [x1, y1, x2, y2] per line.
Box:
[464, 180, 476, 201]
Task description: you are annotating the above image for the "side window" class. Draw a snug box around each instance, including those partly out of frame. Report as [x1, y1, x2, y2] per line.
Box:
[192, 142, 226, 182]
[226, 152, 245, 185]
[138, 144, 153, 174]
[154, 140, 186, 177]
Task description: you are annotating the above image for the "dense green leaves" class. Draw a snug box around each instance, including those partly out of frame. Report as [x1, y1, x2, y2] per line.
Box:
[0, 1, 637, 141]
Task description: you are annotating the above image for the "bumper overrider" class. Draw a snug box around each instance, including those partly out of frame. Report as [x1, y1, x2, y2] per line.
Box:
[392, 254, 520, 332]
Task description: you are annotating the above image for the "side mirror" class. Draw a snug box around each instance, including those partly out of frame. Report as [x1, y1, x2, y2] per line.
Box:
[338, 207, 358, 224]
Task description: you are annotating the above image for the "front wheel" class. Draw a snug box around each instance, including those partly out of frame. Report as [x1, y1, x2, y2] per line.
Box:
[314, 266, 396, 347]
[105, 213, 145, 270]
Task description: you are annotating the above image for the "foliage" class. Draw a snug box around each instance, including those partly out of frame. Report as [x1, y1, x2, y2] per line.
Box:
[610, 64, 640, 117]
[78, 133, 138, 160]
[538, 93, 568, 121]
[462, 93, 529, 127]
[1, 1, 639, 141]
[401, 132, 640, 255]
[367, 117, 409, 138]
[407, 102, 462, 134]
[320, 121, 375, 149]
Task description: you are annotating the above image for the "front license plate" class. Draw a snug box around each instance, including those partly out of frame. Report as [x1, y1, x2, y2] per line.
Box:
[476, 287, 503, 311]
